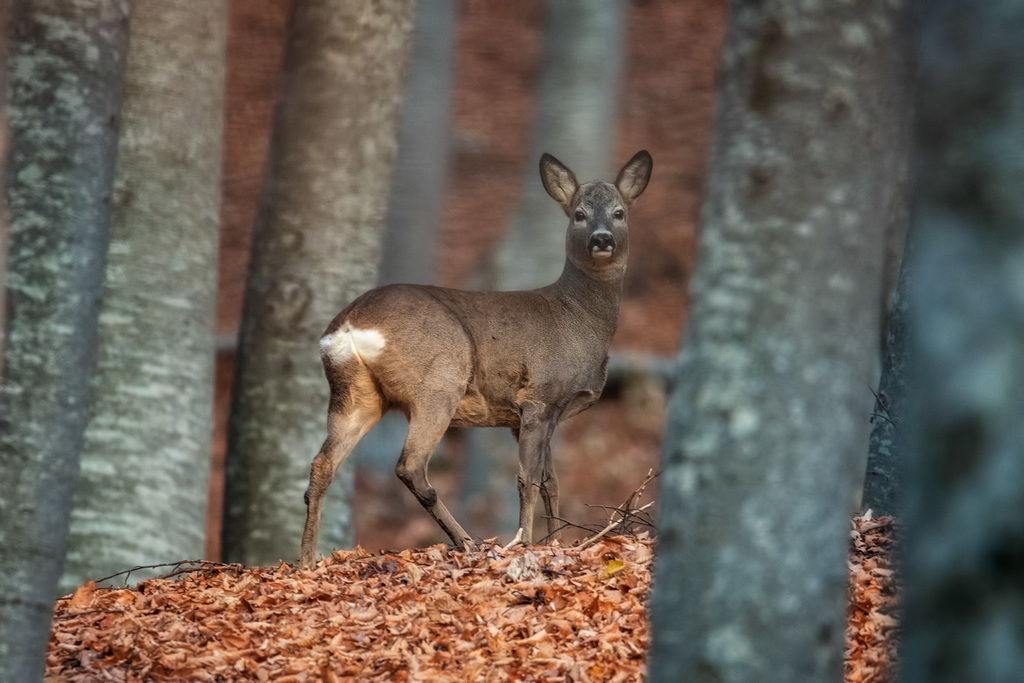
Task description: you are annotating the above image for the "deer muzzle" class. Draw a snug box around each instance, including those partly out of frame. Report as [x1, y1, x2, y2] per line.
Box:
[589, 230, 616, 258]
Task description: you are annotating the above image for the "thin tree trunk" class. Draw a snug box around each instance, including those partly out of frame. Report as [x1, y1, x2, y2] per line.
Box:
[353, 0, 457, 514]
[222, 0, 416, 567]
[376, 0, 455, 288]
[0, 2, 130, 679]
[862, 232, 913, 516]
[461, 0, 628, 542]
[0, 6, 8, 367]
[648, 1, 907, 680]
[901, 2, 1024, 679]
[59, 0, 228, 593]
[492, 0, 628, 290]
[861, 38, 913, 515]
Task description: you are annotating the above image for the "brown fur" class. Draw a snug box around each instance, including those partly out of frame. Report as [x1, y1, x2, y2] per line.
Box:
[300, 151, 653, 567]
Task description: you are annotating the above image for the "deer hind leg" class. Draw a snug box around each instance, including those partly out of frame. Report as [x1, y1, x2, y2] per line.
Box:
[395, 401, 473, 548]
[300, 367, 383, 569]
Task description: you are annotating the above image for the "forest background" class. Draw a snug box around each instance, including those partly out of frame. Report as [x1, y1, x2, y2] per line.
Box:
[207, 0, 720, 559]
[4, 0, 1024, 681]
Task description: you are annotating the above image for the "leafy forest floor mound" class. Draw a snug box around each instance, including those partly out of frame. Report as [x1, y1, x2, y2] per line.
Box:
[48, 514, 896, 682]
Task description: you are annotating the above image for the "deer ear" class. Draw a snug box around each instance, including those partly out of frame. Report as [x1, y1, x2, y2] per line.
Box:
[540, 153, 579, 213]
[616, 150, 653, 205]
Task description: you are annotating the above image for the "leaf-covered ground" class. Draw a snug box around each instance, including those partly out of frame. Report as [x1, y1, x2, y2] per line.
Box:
[48, 516, 897, 682]
[845, 513, 899, 682]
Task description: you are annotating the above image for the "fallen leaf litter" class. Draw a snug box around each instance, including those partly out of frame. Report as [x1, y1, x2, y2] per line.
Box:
[845, 512, 899, 683]
[48, 515, 897, 682]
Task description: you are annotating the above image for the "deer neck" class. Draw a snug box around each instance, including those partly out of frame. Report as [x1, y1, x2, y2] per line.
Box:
[547, 258, 624, 344]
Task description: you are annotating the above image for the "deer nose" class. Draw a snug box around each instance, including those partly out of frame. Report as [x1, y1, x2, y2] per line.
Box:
[589, 230, 615, 258]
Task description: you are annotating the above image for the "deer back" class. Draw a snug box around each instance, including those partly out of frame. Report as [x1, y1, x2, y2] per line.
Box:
[319, 150, 653, 428]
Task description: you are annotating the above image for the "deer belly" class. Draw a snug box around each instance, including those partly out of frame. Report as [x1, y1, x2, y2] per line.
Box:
[450, 390, 520, 428]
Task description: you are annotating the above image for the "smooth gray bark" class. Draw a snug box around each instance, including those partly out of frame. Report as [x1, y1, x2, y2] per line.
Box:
[862, 33, 913, 515]
[461, 0, 628, 541]
[648, 1, 907, 680]
[862, 234, 912, 516]
[353, 0, 456, 508]
[222, 0, 416, 567]
[60, 0, 228, 593]
[376, 0, 455, 288]
[0, 7, 7, 362]
[0, 1, 130, 680]
[901, 2, 1024, 680]
[491, 0, 628, 290]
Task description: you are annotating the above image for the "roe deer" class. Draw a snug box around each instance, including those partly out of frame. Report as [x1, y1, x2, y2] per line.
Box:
[300, 150, 653, 568]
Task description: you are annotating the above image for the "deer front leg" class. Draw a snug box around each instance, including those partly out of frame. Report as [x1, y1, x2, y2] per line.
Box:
[539, 445, 561, 542]
[513, 406, 558, 546]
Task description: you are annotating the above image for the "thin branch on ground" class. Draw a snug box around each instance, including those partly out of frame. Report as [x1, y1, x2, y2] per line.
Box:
[80, 560, 241, 589]
[579, 501, 654, 551]
[538, 470, 659, 547]
[542, 515, 605, 540]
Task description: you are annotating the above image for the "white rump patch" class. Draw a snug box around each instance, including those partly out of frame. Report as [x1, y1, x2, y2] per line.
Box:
[320, 323, 386, 364]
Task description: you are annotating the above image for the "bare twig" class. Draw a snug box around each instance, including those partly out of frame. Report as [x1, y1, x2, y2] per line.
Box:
[502, 527, 525, 550]
[53, 609, 126, 621]
[537, 470, 659, 547]
[541, 515, 605, 540]
[578, 501, 654, 550]
[90, 560, 238, 588]
[868, 385, 902, 437]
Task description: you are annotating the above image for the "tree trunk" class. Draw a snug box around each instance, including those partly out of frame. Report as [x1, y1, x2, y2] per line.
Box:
[0, 7, 8, 365]
[59, 0, 228, 593]
[222, 0, 416, 567]
[376, 0, 455, 288]
[862, 231, 913, 516]
[861, 35, 913, 516]
[0, 2, 129, 679]
[491, 0, 628, 290]
[460, 0, 628, 542]
[352, 0, 457, 520]
[901, 2, 1024, 680]
[648, 1, 907, 680]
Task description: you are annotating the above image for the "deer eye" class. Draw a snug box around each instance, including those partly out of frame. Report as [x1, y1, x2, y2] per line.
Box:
[613, 208, 625, 220]
[574, 209, 586, 222]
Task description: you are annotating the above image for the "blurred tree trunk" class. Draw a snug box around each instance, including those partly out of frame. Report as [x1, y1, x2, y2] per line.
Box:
[861, 40, 913, 515]
[222, 0, 416, 567]
[461, 0, 628, 542]
[862, 233, 913, 516]
[353, 0, 457, 502]
[901, 2, 1024, 680]
[59, 0, 228, 593]
[0, 2, 130, 680]
[0, 7, 7, 363]
[492, 0, 628, 290]
[648, 1, 907, 680]
[376, 0, 455, 288]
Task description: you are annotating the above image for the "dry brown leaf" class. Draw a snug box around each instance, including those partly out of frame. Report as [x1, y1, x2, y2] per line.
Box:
[67, 580, 97, 614]
[47, 522, 897, 683]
